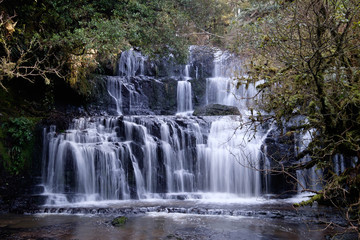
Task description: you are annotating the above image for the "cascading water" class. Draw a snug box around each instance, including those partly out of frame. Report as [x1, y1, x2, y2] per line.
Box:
[42, 118, 134, 204]
[107, 49, 148, 115]
[176, 80, 193, 114]
[176, 49, 193, 115]
[295, 130, 323, 192]
[183, 65, 191, 80]
[198, 116, 264, 196]
[41, 46, 277, 205]
[42, 115, 267, 204]
[107, 76, 123, 115]
[204, 49, 336, 196]
[118, 49, 146, 78]
[205, 50, 259, 112]
[206, 51, 237, 107]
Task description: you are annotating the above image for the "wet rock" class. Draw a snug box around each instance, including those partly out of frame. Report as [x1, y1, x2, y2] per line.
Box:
[269, 212, 284, 219]
[193, 104, 240, 116]
[262, 127, 297, 194]
[141, 77, 178, 115]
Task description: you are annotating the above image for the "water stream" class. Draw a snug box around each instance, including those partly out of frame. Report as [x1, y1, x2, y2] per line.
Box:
[0, 207, 335, 240]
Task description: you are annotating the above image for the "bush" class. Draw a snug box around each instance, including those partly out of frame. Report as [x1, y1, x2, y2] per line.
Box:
[0, 117, 38, 175]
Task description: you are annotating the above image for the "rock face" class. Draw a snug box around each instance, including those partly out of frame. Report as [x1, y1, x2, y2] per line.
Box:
[103, 75, 179, 115]
[135, 76, 178, 115]
[262, 127, 298, 195]
[86, 46, 217, 116]
[153, 46, 215, 79]
[193, 104, 240, 116]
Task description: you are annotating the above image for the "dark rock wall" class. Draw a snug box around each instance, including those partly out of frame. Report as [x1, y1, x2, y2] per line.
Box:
[193, 104, 241, 116]
[263, 127, 298, 195]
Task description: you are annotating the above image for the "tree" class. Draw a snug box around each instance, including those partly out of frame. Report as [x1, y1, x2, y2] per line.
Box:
[0, 0, 232, 94]
[172, 0, 232, 45]
[228, 0, 360, 235]
[0, 6, 63, 90]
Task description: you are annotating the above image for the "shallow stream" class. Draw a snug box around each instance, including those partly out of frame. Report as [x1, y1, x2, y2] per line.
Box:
[0, 197, 341, 240]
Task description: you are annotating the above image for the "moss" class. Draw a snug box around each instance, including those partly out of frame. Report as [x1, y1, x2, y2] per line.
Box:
[111, 216, 128, 226]
[293, 194, 324, 207]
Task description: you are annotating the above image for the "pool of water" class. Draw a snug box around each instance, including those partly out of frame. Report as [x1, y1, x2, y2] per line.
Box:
[0, 197, 341, 240]
[0, 212, 330, 240]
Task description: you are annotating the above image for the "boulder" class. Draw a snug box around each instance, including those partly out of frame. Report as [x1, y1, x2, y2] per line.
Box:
[193, 104, 240, 116]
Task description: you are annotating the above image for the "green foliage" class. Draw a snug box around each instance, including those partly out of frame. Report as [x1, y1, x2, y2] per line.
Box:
[0, 117, 38, 175]
[5, 117, 33, 145]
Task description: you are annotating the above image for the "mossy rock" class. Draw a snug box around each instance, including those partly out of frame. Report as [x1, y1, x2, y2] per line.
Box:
[111, 216, 128, 226]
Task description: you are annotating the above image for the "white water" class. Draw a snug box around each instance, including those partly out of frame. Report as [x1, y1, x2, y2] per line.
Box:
[42, 114, 268, 205]
[107, 77, 145, 115]
[42, 48, 284, 205]
[118, 49, 146, 78]
[107, 50, 148, 115]
[176, 53, 193, 115]
[205, 50, 259, 113]
[107, 77, 123, 115]
[183, 64, 191, 80]
[295, 130, 323, 192]
[176, 81, 193, 114]
[198, 116, 264, 196]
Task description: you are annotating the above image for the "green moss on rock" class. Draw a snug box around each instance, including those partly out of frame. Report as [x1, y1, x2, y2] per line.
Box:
[293, 194, 324, 207]
[111, 216, 128, 226]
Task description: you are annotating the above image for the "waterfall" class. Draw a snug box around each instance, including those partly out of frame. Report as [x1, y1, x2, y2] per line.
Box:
[199, 116, 263, 196]
[42, 117, 201, 203]
[42, 118, 133, 204]
[295, 130, 323, 192]
[176, 81, 193, 114]
[42, 115, 269, 204]
[107, 77, 123, 115]
[176, 54, 193, 115]
[106, 50, 148, 115]
[118, 50, 146, 78]
[333, 154, 345, 175]
[205, 50, 259, 113]
[41, 46, 279, 205]
[39, 46, 358, 207]
[183, 64, 191, 80]
[107, 77, 145, 115]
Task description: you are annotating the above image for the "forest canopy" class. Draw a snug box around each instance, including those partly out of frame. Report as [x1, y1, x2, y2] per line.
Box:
[0, 0, 231, 91]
